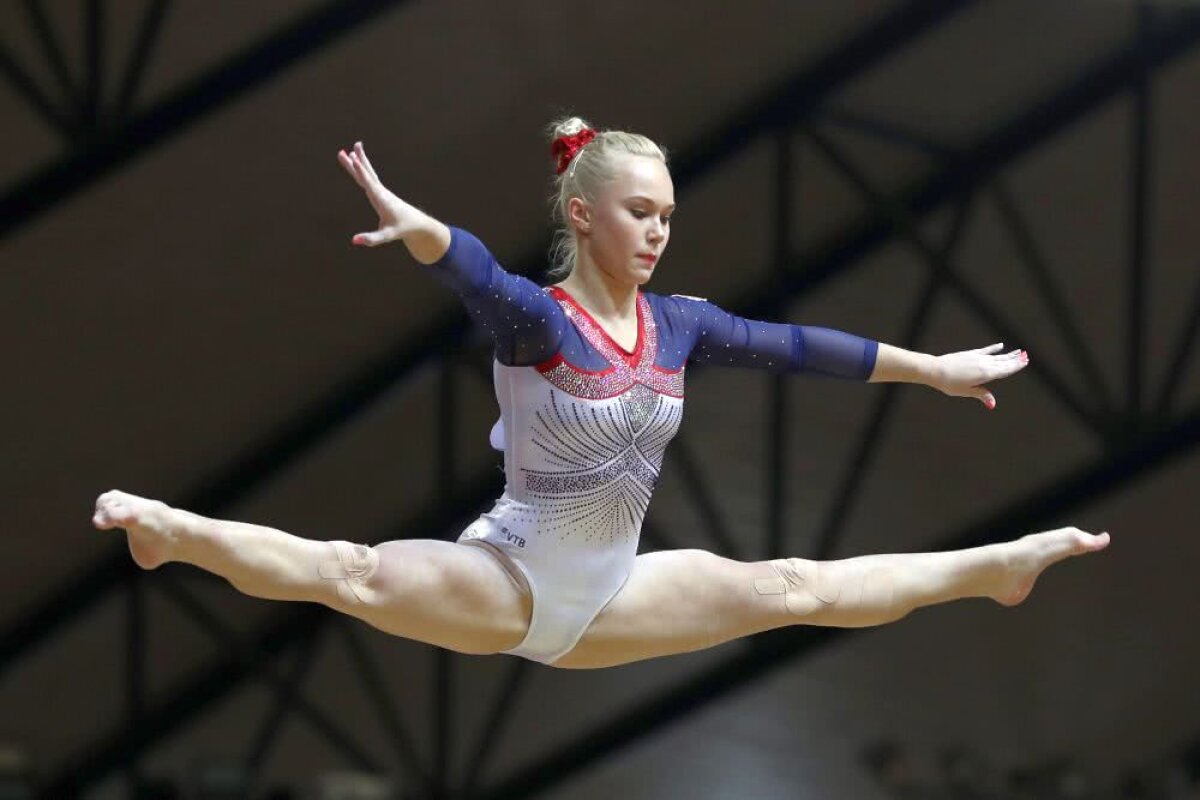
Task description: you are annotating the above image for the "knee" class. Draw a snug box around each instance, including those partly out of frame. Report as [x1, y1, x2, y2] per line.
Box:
[765, 557, 903, 626]
[318, 541, 381, 607]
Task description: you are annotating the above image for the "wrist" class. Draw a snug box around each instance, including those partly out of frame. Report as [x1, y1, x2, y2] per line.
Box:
[913, 351, 941, 387]
[871, 344, 939, 385]
[404, 213, 452, 264]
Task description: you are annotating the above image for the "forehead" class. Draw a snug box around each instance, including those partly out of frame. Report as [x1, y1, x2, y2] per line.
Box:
[605, 154, 674, 204]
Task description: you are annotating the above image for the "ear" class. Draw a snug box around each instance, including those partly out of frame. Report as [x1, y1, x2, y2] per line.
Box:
[567, 196, 591, 235]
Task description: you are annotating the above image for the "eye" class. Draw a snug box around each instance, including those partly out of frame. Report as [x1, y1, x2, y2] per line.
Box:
[630, 209, 647, 219]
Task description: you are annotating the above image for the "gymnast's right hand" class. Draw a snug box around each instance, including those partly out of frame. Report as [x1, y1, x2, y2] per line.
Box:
[338, 141, 451, 263]
[337, 141, 422, 247]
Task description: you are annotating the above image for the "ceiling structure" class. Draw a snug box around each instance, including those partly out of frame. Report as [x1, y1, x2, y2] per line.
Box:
[2, 1, 1199, 798]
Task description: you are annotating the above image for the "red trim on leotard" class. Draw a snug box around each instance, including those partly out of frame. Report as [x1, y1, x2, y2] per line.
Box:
[533, 350, 615, 376]
[547, 286, 644, 370]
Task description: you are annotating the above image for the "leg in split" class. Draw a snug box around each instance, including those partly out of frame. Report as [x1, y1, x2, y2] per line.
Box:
[554, 528, 1110, 669]
[92, 490, 532, 655]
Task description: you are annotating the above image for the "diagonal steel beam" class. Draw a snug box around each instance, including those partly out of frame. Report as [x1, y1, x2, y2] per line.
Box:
[804, 126, 1106, 437]
[337, 619, 433, 794]
[0, 0, 972, 683]
[664, 0, 983, 188]
[989, 182, 1115, 416]
[21, 0, 78, 110]
[810, 194, 975, 561]
[471, 402, 1200, 800]
[0, 41, 74, 137]
[113, 0, 172, 120]
[0, 323, 466, 684]
[746, 7, 1200, 322]
[37, 603, 333, 800]
[1, 0, 409, 237]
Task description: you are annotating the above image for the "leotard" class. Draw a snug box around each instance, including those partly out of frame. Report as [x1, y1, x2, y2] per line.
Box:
[429, 227, 878, 664]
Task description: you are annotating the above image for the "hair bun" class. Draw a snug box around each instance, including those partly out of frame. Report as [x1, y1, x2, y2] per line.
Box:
[548, 116, 593, 141]
[547, 115, 598, 175]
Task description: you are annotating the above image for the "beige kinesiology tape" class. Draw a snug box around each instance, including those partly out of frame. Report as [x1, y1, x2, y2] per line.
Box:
[755, 558, 896, 619]
[318, 541, 379, 604]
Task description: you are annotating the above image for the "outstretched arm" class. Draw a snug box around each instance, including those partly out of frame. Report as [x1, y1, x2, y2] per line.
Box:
[337, 142, 565, 366]
[671, 296, 1029, 408]
[671, 295, 877, 380]
[870, 342, 1030, 410]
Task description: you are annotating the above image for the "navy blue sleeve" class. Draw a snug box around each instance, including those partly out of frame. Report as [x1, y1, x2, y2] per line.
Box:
[665, 295, 877, 380]
[426, 227, 567, 367]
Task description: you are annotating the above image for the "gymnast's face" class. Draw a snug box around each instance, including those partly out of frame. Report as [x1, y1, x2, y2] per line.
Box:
[572, 154, 674, 287]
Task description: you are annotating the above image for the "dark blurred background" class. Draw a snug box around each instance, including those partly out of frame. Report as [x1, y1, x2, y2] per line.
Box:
[2, 1, 1199, 798]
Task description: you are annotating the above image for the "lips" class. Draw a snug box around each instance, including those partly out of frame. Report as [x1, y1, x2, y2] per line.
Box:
[636, 253, 657, 264]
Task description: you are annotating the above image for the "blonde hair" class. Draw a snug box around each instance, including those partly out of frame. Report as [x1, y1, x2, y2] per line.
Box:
[545, 116, 669, 280]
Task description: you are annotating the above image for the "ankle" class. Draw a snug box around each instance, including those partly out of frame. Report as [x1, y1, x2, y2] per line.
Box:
[154, 505, 211, 563]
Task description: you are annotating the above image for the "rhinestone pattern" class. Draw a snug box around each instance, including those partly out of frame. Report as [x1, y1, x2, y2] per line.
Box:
[536, 290, 685, 399]
[518, 290, 686, 544]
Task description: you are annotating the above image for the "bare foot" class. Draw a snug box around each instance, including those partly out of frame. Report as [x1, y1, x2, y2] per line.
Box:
[989, 527, 1110, 606]
[92, 490, 177, 569]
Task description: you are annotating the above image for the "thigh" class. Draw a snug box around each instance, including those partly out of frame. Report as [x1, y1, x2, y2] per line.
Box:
[554, 549, 788, 669]
[349, 538, 532, 656]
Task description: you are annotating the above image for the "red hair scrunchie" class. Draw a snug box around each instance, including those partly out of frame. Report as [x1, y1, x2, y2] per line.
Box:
[551, 128, 597, 175]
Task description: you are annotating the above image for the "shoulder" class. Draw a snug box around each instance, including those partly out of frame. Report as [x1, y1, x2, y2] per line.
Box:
[643, 291, 710, 312]
[642, 292, 716, 341]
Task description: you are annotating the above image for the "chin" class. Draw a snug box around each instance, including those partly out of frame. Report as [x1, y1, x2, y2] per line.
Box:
[630, 262, 656, 282]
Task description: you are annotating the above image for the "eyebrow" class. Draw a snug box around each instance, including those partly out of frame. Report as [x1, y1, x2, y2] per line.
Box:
[625, 195, 676, 211]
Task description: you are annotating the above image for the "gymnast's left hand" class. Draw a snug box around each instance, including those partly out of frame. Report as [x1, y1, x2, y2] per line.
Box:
[929, 343, 1029, 410]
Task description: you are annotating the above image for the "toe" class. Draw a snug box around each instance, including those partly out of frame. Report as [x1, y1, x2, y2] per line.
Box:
[1071, 529, 1109, 553]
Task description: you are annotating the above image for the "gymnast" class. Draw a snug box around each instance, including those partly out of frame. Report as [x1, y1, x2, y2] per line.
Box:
[93, 117, 1110, 669]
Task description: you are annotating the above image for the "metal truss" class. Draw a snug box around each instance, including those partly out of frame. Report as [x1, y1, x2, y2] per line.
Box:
[0, 0, 408, 238]
[5, 1, 1199, 798]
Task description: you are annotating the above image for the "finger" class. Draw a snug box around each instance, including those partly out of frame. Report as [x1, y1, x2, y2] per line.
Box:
[352, 230, 387, 247]
[990, 357, 1030, 380]
[338, 149, 368, 188]
[353, 141, 378, 184]
[354, 141, 381, 182]
[998, 350, 1030, 371]
[975, 342, 1004, 355]
[970, 386, 997, 410]
[349, 152, 384, 203]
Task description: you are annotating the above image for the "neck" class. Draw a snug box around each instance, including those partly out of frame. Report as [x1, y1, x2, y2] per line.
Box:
[556, 256, 638, 320]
